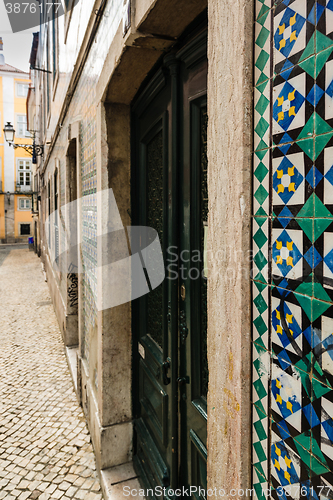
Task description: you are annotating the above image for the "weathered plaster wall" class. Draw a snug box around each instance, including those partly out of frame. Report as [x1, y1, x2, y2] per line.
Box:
[207, 0, 253, 493]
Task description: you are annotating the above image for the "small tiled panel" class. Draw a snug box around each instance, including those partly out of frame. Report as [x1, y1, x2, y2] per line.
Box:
[253, 1, 333, 498]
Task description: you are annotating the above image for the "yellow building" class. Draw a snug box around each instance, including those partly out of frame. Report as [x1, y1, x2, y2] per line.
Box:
[0, 37, 33, 243]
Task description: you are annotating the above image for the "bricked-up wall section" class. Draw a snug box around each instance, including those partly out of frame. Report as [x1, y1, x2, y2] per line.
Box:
[253, 0, 333, 497]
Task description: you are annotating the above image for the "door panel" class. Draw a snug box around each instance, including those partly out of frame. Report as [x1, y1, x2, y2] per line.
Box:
[132, 70, 174, 492]
[179, 51, 208, 493]
[132, 27, 208, 498]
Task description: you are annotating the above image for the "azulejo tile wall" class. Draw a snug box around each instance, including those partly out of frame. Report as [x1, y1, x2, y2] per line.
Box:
[253, 1, 333, 498]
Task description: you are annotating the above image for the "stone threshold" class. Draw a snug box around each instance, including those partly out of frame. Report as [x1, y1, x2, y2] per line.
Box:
[101, 462, 144, 500]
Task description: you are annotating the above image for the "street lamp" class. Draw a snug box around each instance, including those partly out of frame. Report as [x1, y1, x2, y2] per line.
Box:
[3, 122, 14, 142]
[3, 121, 44, 163]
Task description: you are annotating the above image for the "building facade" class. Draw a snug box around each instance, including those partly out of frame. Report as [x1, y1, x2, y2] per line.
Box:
[28, 0, 333, 499]
[0, 39, 33, 244]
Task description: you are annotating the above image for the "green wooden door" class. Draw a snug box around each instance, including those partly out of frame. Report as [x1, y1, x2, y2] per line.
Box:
[132, 26, 208, 498]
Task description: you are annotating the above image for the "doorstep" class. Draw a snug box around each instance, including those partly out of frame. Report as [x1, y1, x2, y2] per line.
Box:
[101, 462, 144, 500]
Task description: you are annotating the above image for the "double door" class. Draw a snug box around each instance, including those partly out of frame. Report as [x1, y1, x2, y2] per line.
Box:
[132, 27, 208, 497]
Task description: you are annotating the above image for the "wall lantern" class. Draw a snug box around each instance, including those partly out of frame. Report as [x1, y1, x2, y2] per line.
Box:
[3, 121, 44, 164]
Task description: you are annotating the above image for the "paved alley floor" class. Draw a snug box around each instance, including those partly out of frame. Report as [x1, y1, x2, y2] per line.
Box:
[0, 246, 103, 500]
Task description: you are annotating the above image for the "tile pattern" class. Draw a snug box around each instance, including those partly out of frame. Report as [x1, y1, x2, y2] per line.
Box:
[77, 77, 98, 364]
[253, 0, 333, 498]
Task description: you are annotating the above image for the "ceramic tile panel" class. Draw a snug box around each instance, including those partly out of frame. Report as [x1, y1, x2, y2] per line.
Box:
[253, 0, 333, 495]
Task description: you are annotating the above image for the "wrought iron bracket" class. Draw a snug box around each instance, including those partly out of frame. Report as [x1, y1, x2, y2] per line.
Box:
[9, 142, 44, 157]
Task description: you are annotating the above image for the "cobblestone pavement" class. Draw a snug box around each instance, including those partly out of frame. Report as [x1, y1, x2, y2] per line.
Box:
[0, 247, 103, 500]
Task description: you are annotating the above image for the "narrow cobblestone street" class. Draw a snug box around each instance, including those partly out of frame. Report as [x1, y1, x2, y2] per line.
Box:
[0, 246, 103, 500]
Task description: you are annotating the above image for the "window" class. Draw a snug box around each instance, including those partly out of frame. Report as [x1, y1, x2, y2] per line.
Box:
[17, 115, 30, 137]
[18, 198, 31, 210]
[54, 170, 59, 260]
[17, 159, 31, 187]
[46, 27, 50, 117]
[16, 83, 29, 97]
[52, 2, 59, 86]
[20, 224, 31, 235]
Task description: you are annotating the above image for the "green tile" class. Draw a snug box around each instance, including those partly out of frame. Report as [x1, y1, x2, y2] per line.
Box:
[254, 337, 267, 350]
[296, 218, 313, 241]
[254, 399, 267, 418]
[297, 195, 315, 218]
[253, 483, 266, 500]
[255, 149, 269, 161]
[297, 137, 315, 160]
[255, 94, 270, 116]
[256, 4, 270, 22]
[254, 463, 267, 483]
[255, 138, 269, 151]
[254, 216, 268, 227]
[254, 293, 268, 314]
[310, 455, 330, 475]
[254, 402, 267, 420]
[254, 271, 268, 283]
[315, 132, 333, 160]
[294, 440, 311, 469]
[316, 31, 333, 54]
[299, 54, 316, 79]
[312, 377, 332, 398]
[294, 292, 312, 321]
[254, 228, 268, 248]
[254, 280, 267, 293]
[312, 299, 331, 322]
[313, 360, 333, 389]
[294, 366, 312, 397]
[254, 419, 267, 441]
[313, 282, 331, 302]
[295, 353, 312, 374]
[256, 72, 270, 86]
[255, 50, 270, 72]
[256, 80, 269, 94]
[298, 113, 315, 141]
[314, 219, 332, 241]
[314, 112, 333, 137]
[316, 47, 333, 78]
[299, 33, 315, 63]
[254, 315, 268, 336]
[255, 117, 269, 138]
[255, 208, 268, 217]
[254, 185, 269, 205]
[254, 161, 269, 182]
[256, 26, 270, 49]
[295, 432, 311, 452]
[314, 198, 333, 218]
[295, 280, 313, 299]
[253, 378, 268, 399]
[254, 250, 268, 271]
[253, 441, 267, 462]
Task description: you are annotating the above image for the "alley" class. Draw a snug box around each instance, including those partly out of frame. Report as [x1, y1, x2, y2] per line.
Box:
[0, 246, 103, 500]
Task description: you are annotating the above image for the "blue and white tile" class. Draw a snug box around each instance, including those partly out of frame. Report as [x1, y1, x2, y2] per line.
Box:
[273, 152, 305, 207]
[272, 228, 303, 280]
[273, 1, 307, 70]
[273, 73, 306, 135]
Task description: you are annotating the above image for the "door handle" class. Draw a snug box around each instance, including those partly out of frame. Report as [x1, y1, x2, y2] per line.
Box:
[162, 358, 171, 385]
[177, 376, 189, 386]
